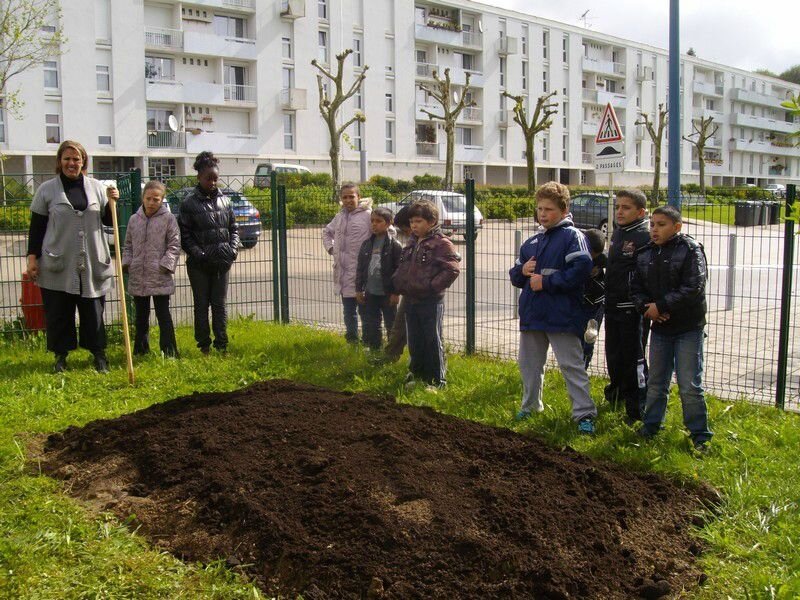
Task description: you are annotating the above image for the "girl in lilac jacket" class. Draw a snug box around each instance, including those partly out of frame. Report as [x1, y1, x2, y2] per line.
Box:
[322, 183, 373, 343]
[122, 180, 181, 357]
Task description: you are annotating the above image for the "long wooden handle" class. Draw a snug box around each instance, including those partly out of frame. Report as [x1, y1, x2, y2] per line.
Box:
[110, 198, 135, 385]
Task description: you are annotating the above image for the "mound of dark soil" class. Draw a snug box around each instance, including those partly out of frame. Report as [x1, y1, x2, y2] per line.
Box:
[42, 380, 711, 599]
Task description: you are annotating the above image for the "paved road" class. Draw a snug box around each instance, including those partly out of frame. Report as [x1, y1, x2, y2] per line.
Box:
[2, 218, 798, 410]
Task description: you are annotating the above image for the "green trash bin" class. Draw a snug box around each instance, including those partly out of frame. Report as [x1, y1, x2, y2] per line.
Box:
[734, 201, 758, 226]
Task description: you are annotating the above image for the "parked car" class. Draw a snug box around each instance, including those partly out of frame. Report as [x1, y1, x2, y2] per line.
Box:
[254, 162, 311, 188]
[764, 183, 786, 198]
[378, 190, 484, 240]
[570, 192, 613, 235]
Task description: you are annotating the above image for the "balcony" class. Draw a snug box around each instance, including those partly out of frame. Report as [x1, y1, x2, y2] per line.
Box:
[635, 65, 652, 81]
[582, 57, 625, 77]
[581, 152, 593, 165]
[144, 27, 183, 51]
[147, 130, 185, 149]
[692, 80, 724, 97]
[497, 109, 513, 127]
[416, 141, 439, 157]
[415, 62, 438, 79]
[449, 67, 484, 87]
[280, 0, 305, 18]
[416, 102, 441, 120]
[691, 160, 725, 174]
[458, 107, 482, 123]
[769, 165, 791, 176]
[497, 36, 518, 55]
[222, 0, 254, 8]
[183, 30, 256, 60]
[462, 30, 482, 49]
[415, 23, 462, 47]
[146, 80, 225, 104]
[730, 112, 798, 134]
[705, 137, 722, 148]
[582, 120, 599, 136]
[582, 89, 628, 108]
[280, 88, 307, 110]
[731, 88, 786, 109]
[224, 84, 256, 105]
[440, 144, 484, 162]
[186, 131, 259, 155]
[691, 106, 724, 121]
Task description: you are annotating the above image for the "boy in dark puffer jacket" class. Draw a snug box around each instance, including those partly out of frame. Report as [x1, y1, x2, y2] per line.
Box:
[392, 201, 460, 388]
[630, 205, 712, 453]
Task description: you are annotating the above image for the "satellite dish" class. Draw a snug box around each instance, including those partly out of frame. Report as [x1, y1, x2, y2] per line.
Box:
[478, 20, 484, 33]
[452, 90, 459, 103]
[167, 115, 179, 132]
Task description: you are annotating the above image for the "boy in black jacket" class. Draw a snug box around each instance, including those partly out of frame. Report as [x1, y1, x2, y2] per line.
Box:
[581, 229, 606, 368]
[356, 207, 403, 351]
[630, 206, 712, 453]
[604, 188, 651, 423]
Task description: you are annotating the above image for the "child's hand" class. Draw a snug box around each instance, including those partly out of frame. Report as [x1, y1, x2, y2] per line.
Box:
[529, 274, 543, 291]
[644, 303, 670, 322]
[521, 257, 537, 277]
[389, 294, 400, 306]
[355, 292, 366, 304]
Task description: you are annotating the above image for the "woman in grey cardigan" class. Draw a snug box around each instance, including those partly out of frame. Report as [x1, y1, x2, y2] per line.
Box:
[26, 140, 119, 373]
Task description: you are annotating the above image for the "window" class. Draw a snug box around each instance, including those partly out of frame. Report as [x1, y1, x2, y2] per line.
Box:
[635, 142, 641, 167]
[522, 61, 528, 90]
[562, 134, 568, 161]
[461, 53, 474, 71]
[385, 92, 394, 113]
[562, 35, 569, 63]
[499, 57, 506, 87]
[541, 134, 548, 161]
[542, 30, 549, 60]
[282, 67, 294, 90]
[96, 65, 110, 92]
[44, 61, 59, 89]
[542, 69, 548, 93]
[149, 158, 177, 180]
[415, 6, 426, 25]
[353, 35, 363, 67]
[45, 113, 61, 143]
[456, 127, 472, 145]
[318, 0, 328, 19]
[385, 36, 394, 73]
[499, 129, 506, 159]
[213, 15, 245, 38]
[145, 56, 174, 80]
[562, 102, 568, 128]
[385, 120, 394, 153]
[521, 26, 528, 54]
[353, 121, 363, 151]
[147, 108, 174, 131]
[98, 135, 112, 145]
[284, 113, 294, 150]
[318, 30, 328, 63]
[354, 89, 363, 110]
[282, 36, 292, 59]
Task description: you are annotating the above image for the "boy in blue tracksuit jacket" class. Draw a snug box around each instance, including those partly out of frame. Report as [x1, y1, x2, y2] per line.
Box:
[509, 182, 598, 434]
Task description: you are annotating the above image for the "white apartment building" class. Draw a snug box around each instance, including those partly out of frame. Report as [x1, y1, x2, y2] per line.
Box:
[1, 0, 799, 187]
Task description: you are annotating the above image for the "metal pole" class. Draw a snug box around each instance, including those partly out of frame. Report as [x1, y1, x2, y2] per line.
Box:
[278, 185, 290, 324]
[513, 229, 522, 318]
[667, 0, 681, 209]
[359, 149, 368, 183]
[725, 233, 737, 311]
[775, 184, 796, 410]
[270, 172, 280, 322]
[607, 173, 615, 243]
[465, 178, 476, 354]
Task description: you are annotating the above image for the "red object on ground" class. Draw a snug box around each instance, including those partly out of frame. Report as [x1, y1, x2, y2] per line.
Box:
[20, 272, 46, 331]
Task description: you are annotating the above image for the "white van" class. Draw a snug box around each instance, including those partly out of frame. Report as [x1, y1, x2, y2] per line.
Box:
[254, 162, 311, 188]
[379, 190, 484, 240]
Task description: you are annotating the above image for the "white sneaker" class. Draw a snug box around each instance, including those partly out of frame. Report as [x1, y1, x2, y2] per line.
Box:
[584, 319, 599, 344]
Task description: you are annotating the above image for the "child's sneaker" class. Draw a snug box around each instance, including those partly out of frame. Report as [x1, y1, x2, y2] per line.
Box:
[583, 319, 599, 344]
[514, 409, 532, 421]
[692, 439, 709, 455]
[403, 372, 417, 390]
[577, 417, 595, 435]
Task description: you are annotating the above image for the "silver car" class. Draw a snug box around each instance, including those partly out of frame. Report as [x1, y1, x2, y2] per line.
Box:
[379, 190, 484, 240]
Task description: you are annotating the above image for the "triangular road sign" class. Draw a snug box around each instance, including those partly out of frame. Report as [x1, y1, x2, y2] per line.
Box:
[595, 103, 623, 144]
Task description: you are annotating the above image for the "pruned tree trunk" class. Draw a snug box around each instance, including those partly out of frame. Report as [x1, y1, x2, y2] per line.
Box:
[636, 104, 668, 207]
[526, 137, 536, 191]
[444, 125, 455, 189]
[503, 91, 558, 193]
[683, 116, 719, 196]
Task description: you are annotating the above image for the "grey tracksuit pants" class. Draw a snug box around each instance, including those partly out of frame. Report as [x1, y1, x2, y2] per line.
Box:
[518, 330, 598, 422]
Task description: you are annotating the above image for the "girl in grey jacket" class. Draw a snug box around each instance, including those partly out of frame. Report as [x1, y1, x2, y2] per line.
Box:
[122, 181, 181, 357]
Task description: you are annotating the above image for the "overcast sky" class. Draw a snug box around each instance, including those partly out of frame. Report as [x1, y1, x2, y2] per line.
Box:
[488, 0, 799, 75]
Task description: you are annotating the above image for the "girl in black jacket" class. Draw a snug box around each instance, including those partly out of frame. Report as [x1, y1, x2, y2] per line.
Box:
[178, 151, 239, 353]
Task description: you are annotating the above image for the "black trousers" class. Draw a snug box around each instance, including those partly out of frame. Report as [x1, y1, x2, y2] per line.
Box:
[133, 295, 177, 356]
[40, 287, 106, 356]
[405, 299, 446, 385]
[604, 308, 649, 421]
[187, 263, 230, 350]
[362, 293, 397, 350]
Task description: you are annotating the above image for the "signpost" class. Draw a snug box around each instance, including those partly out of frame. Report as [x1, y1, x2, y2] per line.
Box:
[594, 103, 625, 240]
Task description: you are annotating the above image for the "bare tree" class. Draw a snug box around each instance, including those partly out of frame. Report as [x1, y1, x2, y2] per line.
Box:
[636, 104, 669, 205]
[417, 68, 475, 189]
[311, 49, 368, 198]
[0, 0, 65, 116]
[683, 116, 719, 195]
[503, 90, 558, 192]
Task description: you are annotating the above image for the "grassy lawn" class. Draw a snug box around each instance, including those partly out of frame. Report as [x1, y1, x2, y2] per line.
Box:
[684, 204, 736, 226]
[1, 320, 799, 599]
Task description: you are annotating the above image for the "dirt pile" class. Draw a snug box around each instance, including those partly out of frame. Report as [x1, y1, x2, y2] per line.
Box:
[42, 380, 711, 599]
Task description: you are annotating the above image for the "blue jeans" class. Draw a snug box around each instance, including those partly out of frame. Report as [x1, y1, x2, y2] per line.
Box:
[642, 328, 712, 443]
[405, 299, 446, 385]
[341, 296, 366, 343]
[362, 293, 397, 350]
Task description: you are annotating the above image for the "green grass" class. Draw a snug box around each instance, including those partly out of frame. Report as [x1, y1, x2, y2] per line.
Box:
[684, 204, 736, 226]
[1, 320, 799, 599]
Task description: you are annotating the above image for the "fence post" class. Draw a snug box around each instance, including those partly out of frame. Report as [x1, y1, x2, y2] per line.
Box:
[725, 233, 737, 311]
[278, 185, 290, 324]
[465, 178, 476, 354]
[775, 184, 796, 410]
[513, 230, 522, 318]
[270, 172, 281, 322]
[122, 169, 141, 322]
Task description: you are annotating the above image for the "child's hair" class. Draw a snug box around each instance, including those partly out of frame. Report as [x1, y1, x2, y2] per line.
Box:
[193, 151, 219, 173]
[394, 205, 411, 230]
[340, 182, 360, 196]
[372, 206, 394, 224]
[584, 229, 606, 254]
[407, 200, 439, 224]
[652, 205, 682, 224]
[143, 180, 166, 197]
[616, 188, 647, 210]
[535, 182, 570, 211]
